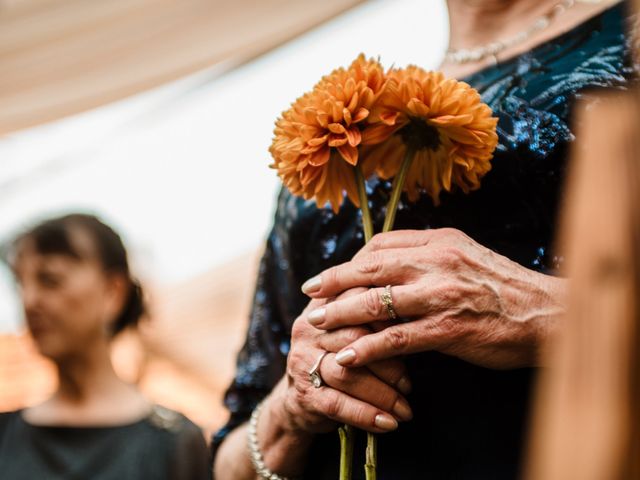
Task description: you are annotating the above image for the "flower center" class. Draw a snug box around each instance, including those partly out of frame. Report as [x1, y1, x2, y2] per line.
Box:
[399, 117, 441, 151]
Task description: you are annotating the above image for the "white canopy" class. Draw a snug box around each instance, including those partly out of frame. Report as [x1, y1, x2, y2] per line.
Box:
[0, 0, 448, 332]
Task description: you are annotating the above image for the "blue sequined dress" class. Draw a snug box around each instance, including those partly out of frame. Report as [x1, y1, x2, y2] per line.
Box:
[212, 3, 634, 478]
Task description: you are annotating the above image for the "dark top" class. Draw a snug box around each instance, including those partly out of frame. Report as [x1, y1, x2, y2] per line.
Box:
[212, 2, 635, 479]
[0, 406, 211, 480]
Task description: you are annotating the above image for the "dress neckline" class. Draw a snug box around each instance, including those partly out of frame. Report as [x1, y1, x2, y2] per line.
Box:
[459, 0, 626, 83]
[16, 408, 149, 431]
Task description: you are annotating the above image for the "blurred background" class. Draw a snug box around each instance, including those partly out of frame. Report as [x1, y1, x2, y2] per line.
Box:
[0, 0, 448, 438]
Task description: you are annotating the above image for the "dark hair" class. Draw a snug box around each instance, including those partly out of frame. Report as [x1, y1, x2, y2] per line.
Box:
[8, 213, 145, 335]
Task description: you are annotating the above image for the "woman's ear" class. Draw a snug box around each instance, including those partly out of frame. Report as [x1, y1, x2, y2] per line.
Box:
[102, 272, 128, 329]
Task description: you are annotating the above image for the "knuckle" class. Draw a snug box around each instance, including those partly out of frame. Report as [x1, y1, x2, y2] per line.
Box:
[439, 316, 463, 340]
[291, 317, 308, 339]
[286, 349, 302, 371]
[428, 315, 461, 347]
[297, 389, 316, 413]
[324, 360, 350, 386]
[368, 233, 386, 250]
[352, 403, 369, 427]
[343, 327, 366, 344]
[424, 284, 465, 314]
[290, 386, 306, 407]
[322, 392, 343, 419]
[358, 252, 384, 277]
[362, 289, 384, 318]
[440, 227, 462, 239]
[385, 328, 409, 352]
[439, 283, 463, 304]
[438, 246, 463, 267]
[287, 362, 307, 392]
[436, 315, 456, 336]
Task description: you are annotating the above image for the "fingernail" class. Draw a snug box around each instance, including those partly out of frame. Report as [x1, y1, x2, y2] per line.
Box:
[307, 307, 326, 326]
[397, 376, 412, 395]
[374, 414, 398, 431]
[335, 348, 356, 366]
[301, 275, 322, 294]
[392, 399, 413, 421]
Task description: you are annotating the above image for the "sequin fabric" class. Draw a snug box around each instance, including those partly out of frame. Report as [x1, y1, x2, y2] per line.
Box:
[212, 3, 634, 478]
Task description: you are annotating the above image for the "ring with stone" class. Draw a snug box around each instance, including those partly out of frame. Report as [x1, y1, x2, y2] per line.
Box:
[380, 284, 398, 320]
[308, 351, 328, 388]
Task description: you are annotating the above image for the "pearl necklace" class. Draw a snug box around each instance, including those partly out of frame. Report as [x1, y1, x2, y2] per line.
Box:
[444, 0, 605, 65]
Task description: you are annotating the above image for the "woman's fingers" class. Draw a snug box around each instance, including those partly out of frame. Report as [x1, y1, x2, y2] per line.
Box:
[310, 388, 400, 433]
[301, 228, 471, 299]
[301, 248, 420, 298]
[352, 229, 437, 261]
[318, 325, 371, 352]
[317, 327, 411, 394]
[290, 346, 411, 432]
[308, 285, 419, 329]
[302, 353, 411, 433]
[319, 353, 412, 422]
[367, 359, 412, 395]
[333, 321, 450, 367]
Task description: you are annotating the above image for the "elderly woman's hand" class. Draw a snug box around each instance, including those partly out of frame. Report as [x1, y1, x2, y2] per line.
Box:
[301, 229, 566, 370]
[274, 290, 413, 436]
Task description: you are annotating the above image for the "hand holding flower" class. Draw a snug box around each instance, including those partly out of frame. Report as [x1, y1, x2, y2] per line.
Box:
[303, 229, 567, 370]
[277, 292, 413, 436]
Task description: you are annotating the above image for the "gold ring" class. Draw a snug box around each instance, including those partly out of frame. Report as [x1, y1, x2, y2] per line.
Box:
[380, 285, 398, 320]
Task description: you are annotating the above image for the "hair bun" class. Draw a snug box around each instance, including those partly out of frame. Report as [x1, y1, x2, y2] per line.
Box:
[113, 279, 146, 335]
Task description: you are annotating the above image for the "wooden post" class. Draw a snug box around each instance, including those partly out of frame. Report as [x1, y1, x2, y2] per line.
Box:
[527, 89, 640, 480]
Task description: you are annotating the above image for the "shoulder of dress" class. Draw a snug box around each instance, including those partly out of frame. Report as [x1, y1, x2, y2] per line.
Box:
[0, 410, 20, 433]
[0, 410, 19, 421]
[146, 405, 188, 434]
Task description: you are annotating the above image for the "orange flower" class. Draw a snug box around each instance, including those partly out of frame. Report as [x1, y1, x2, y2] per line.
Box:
[269, 54, 386, 212]
[362, 66, 498, 204]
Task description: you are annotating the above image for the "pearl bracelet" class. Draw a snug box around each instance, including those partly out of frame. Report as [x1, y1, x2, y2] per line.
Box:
[247, 400, 292, 480]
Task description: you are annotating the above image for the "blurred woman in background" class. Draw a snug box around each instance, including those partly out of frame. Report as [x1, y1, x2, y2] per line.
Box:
[0, 214, 211, 480]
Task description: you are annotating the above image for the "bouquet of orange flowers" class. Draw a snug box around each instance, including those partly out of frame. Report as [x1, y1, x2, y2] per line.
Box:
[270, 54, 498, 479]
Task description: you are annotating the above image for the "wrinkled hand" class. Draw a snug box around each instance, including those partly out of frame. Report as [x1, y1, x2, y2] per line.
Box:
[302, 229, 565, 370]
[276, 289, 413, 435]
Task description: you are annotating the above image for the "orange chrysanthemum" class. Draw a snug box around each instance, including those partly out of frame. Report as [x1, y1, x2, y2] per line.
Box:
[269, 54, 387, 212]
[362, 66, 498, 204]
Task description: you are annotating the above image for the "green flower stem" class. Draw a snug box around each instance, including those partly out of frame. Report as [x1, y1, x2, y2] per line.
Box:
[352, 164, 378, 479]
[382, 147, 416, 233]
[355, 164, 374, 243]
[339, 425, 354, 480]
[365, 432, 377, 480]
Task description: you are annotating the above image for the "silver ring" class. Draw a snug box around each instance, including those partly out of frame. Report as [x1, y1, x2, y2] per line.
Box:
[380, 285, 398, 320]
[309, 351, 328, 388]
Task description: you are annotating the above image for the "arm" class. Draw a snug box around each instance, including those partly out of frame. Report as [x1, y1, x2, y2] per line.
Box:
[214, 379, 313, 480]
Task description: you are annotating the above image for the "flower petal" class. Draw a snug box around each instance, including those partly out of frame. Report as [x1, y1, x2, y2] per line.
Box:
[346, 127, 362, 147]
[429, 114, 474, 126]
[352, 107, 369, 123]
[328, 135, 348, 147]
[361, 123, 397, 145]
[306, 134, 329, 147]
[307, 146, 331, 166]
[328, 123, 346, 134]
[337, 144, 358, 165]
